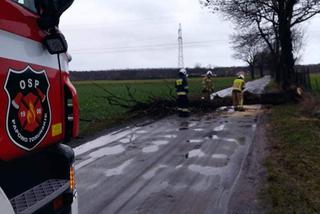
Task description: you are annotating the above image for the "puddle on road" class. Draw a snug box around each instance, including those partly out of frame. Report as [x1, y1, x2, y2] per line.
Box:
[188, 164, 223, 176]
[212, 154, 228, 160]
[143, 145, 159, 153]
[188, 122, 198, 128]
[76, 145, 126, 169]
[223, 138, 238, 143]
[217, 106, 234, 113]
[90, 145, 125, 159]
[187, 149, 205, 158]
[143, 165, 167, 179]
[214, 124, 225, 132]
[188, 139, 204, 143]
[119, 134, 138, 144]
[175, 165, 183, 169]
[163, 134, 177, 139]
[218, 106, 228, 111]
[209, 135, 242, 145]
[105, 159, 134, 177]
[252, 124, 257, 130]
[74, 127, 139, 156]
[142, 140, 170, 153]
[135, 130, 148, 134]
[152, 140, 169, 146]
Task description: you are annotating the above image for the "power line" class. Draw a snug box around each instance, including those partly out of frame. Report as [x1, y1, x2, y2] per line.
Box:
[71, 39, 227, 53]
[71, 44, 215, 55]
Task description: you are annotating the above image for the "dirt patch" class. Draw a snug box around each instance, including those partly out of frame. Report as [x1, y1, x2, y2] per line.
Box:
[227, 111, 271, 214]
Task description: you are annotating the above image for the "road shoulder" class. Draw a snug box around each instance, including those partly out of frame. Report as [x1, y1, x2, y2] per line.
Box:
[227, 109, 271, 214]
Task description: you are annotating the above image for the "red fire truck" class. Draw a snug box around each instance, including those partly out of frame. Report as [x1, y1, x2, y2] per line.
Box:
[0, 0, 79, 213]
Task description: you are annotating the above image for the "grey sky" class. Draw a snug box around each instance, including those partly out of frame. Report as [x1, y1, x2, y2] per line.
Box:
[59, 0, 320, 71]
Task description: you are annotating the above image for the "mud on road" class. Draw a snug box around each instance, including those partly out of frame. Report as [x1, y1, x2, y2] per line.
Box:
[74, 105, 266, 214]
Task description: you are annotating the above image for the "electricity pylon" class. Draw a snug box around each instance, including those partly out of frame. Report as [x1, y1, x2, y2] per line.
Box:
[178, 23, 184, 69]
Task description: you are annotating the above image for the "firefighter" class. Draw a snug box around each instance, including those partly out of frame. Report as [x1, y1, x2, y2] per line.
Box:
[202, 70, 214, 100]
[232, 74, 246, 111]
[175, 68, 190, 117]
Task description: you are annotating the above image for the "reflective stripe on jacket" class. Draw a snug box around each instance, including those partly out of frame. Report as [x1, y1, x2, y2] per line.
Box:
[233, 78, 245, 92]
[175, 76, 189, 95]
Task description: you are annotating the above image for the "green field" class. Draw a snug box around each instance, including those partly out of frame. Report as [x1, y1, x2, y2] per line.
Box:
[73, 77, 234, 135]
[311, 73, 320, 92]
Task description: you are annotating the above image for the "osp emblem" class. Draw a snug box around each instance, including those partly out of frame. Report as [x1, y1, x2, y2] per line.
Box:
[4, 66, 51, 151]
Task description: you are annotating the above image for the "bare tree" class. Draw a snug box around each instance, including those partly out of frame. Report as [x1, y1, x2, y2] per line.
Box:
[201, 0, 320, 89]
[231, 29, 264, 79]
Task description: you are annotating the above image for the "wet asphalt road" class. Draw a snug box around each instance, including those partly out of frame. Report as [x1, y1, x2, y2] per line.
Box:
[74, 105, 263, 214]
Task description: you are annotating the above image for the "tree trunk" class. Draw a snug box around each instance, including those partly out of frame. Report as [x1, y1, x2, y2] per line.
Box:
[249, 64, 255, 80]
[259, 55, 264, 77]
[278, 1, 295, 89]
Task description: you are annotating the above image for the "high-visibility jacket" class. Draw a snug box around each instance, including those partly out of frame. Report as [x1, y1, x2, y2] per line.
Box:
[175, 75, 189, 96]
[233, 78, 245, 92]
[202, 76, 214, 92]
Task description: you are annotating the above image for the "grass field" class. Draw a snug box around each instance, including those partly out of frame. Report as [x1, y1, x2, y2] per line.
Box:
[73, 77, 234, 135]
[266, 104, 320, 213]
[311, 73, 320, 92]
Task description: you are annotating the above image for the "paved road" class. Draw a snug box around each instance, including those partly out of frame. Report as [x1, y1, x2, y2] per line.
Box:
[75, 105, 263, 214]
[74, 77, 270, 214]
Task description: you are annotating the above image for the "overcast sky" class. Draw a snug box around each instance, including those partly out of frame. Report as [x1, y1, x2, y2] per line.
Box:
[59, 0, 320, 71]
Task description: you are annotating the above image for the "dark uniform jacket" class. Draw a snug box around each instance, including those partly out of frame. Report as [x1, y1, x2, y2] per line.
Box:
[175, 74, 189, 95]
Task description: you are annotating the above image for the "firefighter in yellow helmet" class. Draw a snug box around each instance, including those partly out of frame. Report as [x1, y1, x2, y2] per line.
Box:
[202, 70, 214, 100]
[232, 74, 245, 111]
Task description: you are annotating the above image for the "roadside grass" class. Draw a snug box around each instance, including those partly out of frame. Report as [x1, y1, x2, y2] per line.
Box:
[266, 103, 320, 213]
[73, 77, 234, 135]
[311, 73, 320, 94]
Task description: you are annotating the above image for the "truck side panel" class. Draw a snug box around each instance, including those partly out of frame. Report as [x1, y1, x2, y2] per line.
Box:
[0, 1, 67, 160]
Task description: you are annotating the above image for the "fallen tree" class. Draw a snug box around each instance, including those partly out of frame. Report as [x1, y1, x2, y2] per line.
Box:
[92, 82, 303, 117]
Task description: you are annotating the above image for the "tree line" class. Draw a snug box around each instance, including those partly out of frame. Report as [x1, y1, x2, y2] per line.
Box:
[70, 64, 319, 81]
[201, 0, 320, 89]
